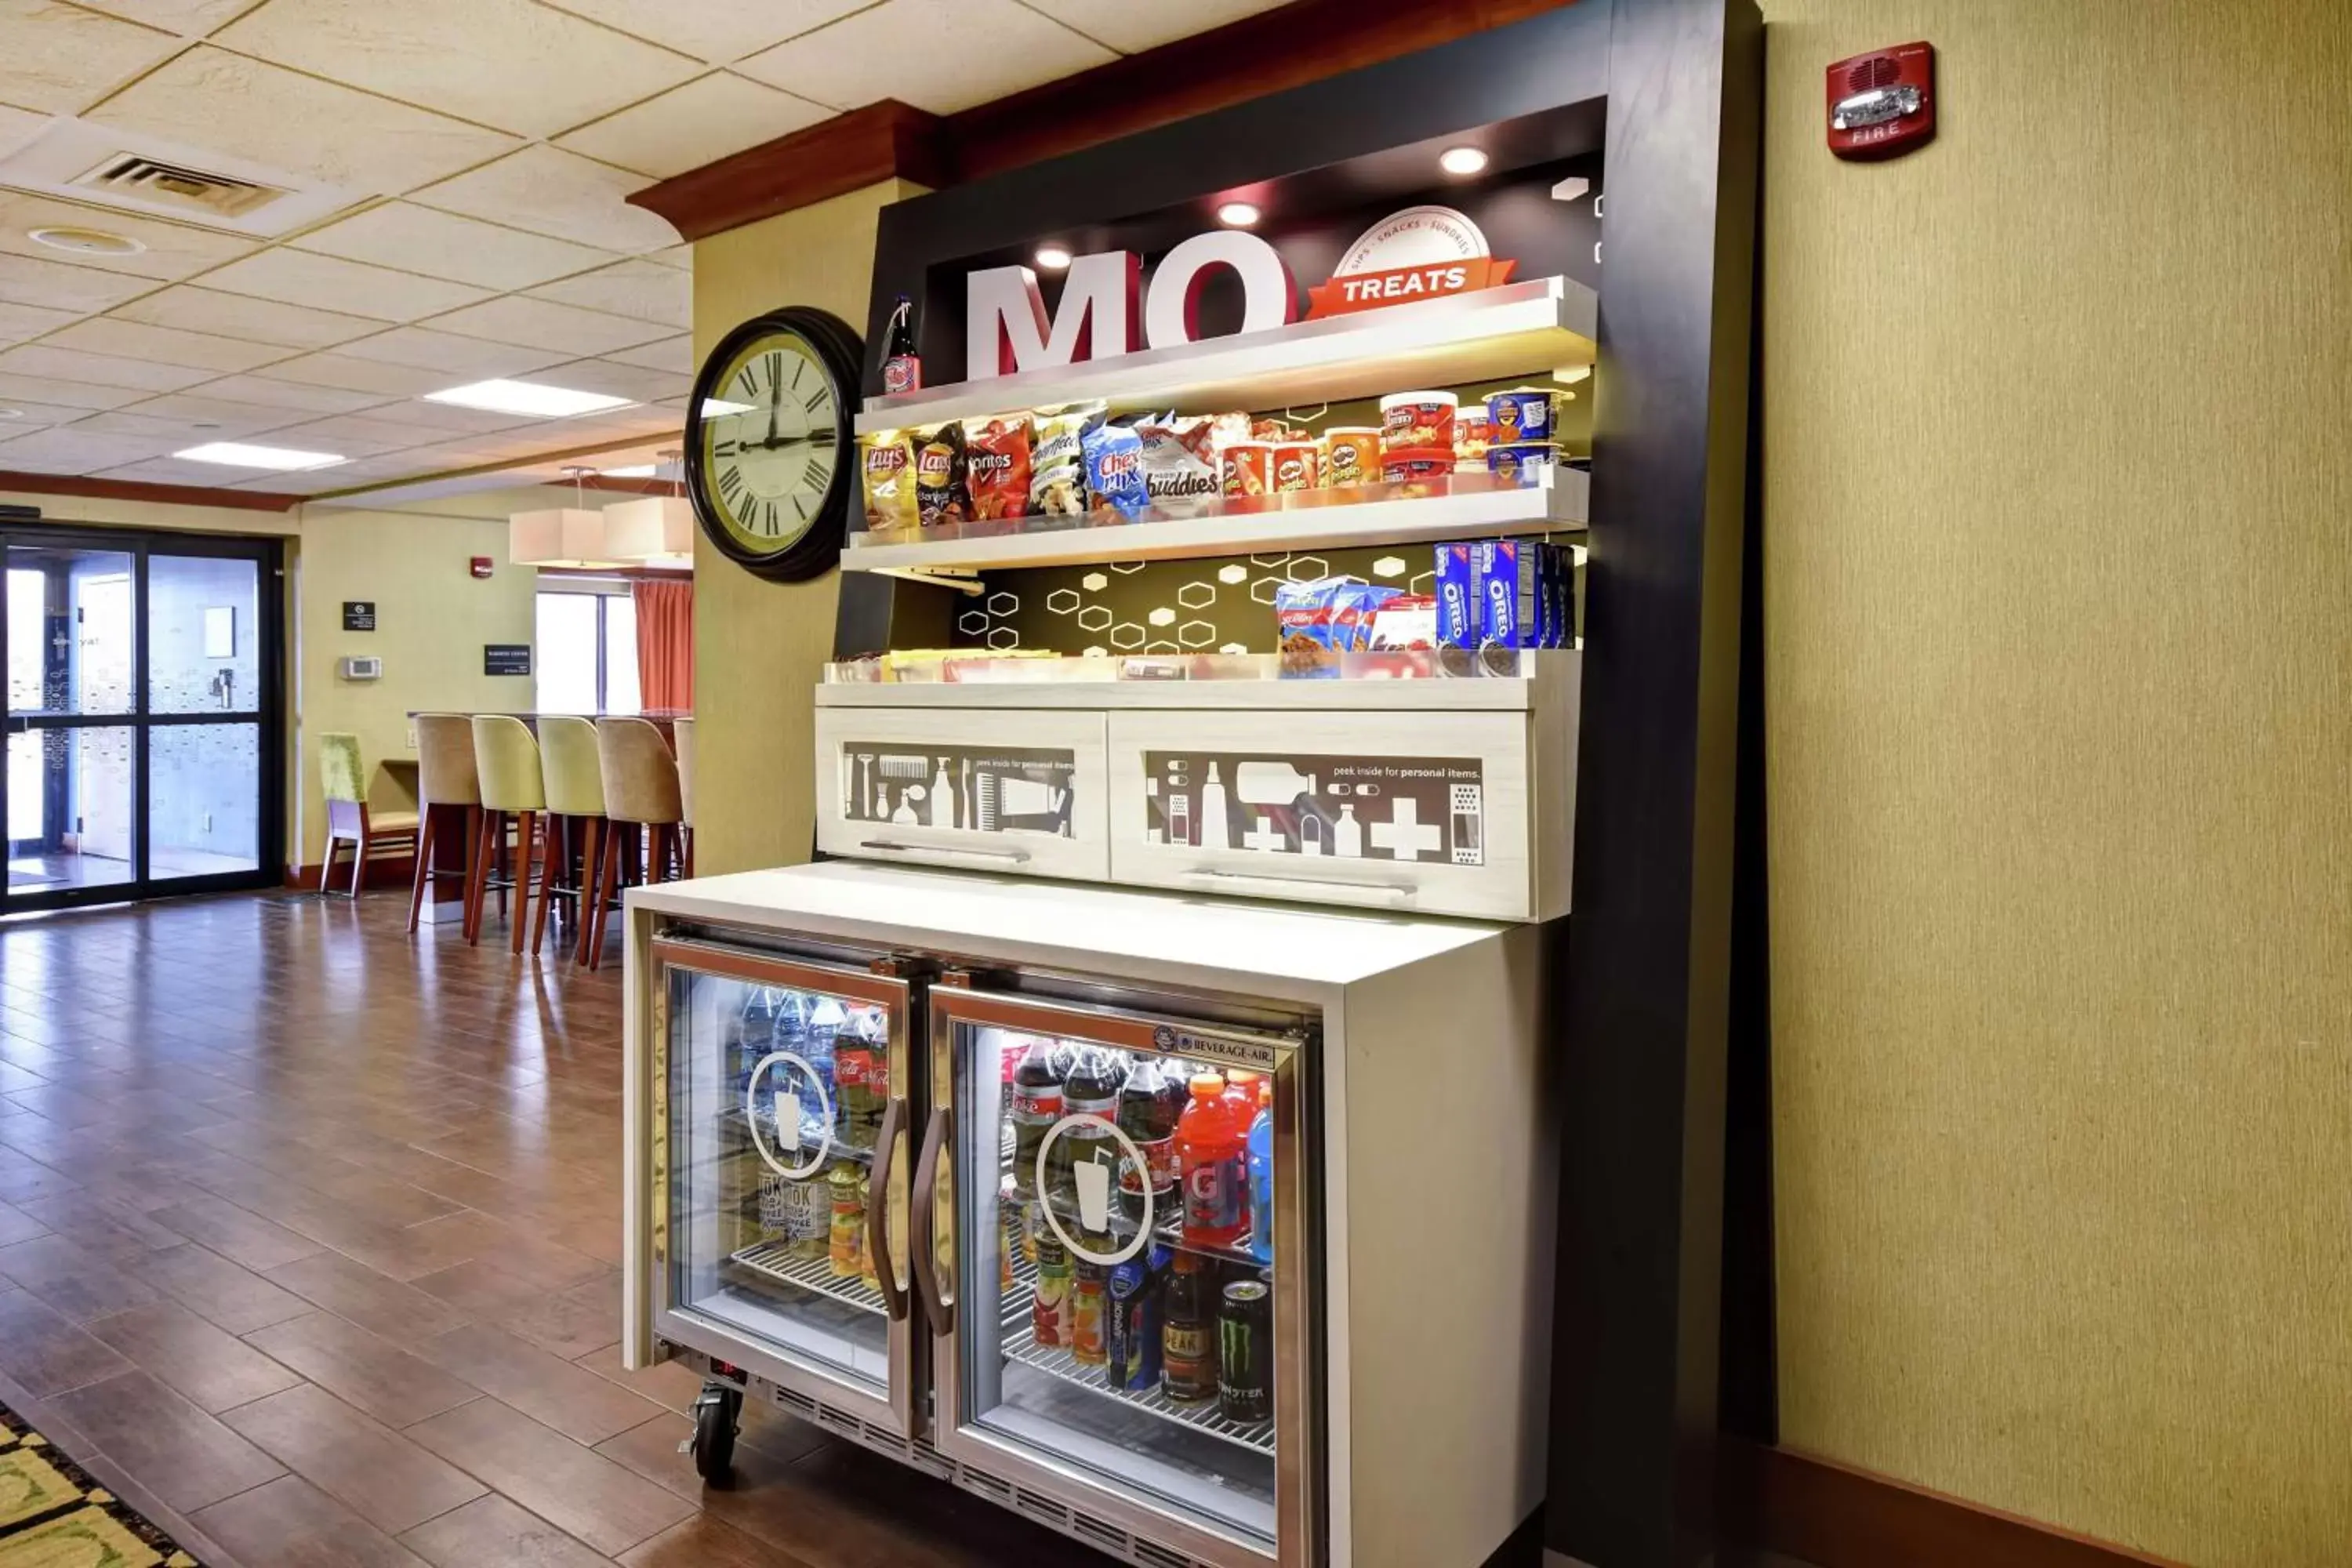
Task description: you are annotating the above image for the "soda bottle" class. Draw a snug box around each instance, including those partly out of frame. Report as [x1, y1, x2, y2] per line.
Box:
[1116, 1056, 1180, 1229]
[1246, 1077, 1274, 1265]
[1176, 1073, 1250, 1249]
[1059, 1047, 1124, 1229]
[1009, 1038, 1063, 1198]
[1160, 1250, 1216, 1403]
[881, 293, 920, 395]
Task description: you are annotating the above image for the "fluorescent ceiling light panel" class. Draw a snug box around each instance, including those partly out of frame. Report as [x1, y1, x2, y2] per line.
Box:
[175, 441, 345, 470]
[701, 397, 754, 417]
[423, 378, 633, 418]
[602, 462, 658, 478]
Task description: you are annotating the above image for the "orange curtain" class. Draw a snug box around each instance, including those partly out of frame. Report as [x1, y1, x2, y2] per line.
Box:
[633, 579, 693, 712]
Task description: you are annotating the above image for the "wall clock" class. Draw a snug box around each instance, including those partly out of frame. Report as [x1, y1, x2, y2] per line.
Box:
[684, 306, 864, 583]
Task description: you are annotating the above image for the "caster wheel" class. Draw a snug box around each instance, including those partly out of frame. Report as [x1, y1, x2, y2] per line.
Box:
[691, 1386, 738, 1484]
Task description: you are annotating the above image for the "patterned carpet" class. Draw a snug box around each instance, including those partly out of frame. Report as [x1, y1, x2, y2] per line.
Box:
[0, 1404, 201, 1567]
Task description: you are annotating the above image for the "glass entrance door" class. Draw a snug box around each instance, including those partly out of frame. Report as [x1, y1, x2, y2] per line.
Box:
[0, 526, 282, 911]
[918, 986, 1317, 1568]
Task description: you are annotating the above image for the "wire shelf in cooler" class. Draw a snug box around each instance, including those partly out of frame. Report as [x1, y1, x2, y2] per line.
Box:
[999, 1251, 1275, 1457]
[731, 1237, 889, 1317]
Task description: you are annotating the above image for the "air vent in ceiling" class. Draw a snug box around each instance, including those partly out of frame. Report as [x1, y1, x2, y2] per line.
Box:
[71, 154, 283, 221]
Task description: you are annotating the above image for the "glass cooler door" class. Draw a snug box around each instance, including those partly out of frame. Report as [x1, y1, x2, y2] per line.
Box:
[913, 985, 1316, 1568]
[651, 938, 916, 1433]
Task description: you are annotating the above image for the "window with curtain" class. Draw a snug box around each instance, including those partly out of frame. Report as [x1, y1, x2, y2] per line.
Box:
[535, 588, 640, 715]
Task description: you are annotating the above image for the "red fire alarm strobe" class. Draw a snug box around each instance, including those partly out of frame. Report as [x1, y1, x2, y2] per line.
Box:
[470, 557, 493, 579]
[1828, 42, 1935, 160]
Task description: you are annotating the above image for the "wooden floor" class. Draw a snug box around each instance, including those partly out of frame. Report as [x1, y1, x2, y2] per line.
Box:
[0, 888, 1118, 1568]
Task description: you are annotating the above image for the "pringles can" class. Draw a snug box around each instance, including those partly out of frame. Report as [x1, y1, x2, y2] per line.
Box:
[1221, 441, 1276, 499]
[1321, 427, 1381, 487]
[1271, 440, 1319, 492]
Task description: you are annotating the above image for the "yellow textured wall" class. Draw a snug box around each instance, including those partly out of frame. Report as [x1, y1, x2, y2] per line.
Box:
[1759, 4, 2352, 1564]
[689, 180, 921, 876]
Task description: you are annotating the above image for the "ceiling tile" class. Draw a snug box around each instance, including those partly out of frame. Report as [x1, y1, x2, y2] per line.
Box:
[42, 316, 293, 372]
[168, 372, 390, 413]
[1017, 0, 1287, 53]
[0, 103, 48, 158]
[524, 257, 689, 328]
[334, 325, 569, 379]
[193, 249, 492, 321]
[333, 396, 538, 437]
[0, 251, 158, 312]
[409, 145, 680, 254]
[537, 0, 873, 64]
[90, 454, 263, 484]
[535, 356, 688, 404]
[423, 295, 672, 356]
[237, 459, 400, 492]
[212, 0, 701, 140]
[69, 0, 265, 38]
[0, 0, 183, 115]
[85, 45, 522, 193]
[251, 413, 424, 457]
[108, 390, 308, 434]
[292, 203, 615, 292]
[57, 408, 227, 441]
[0, 192, 261, 280]
[0, 343, 212, 391]
[0, 397, 97, 426]
[735, 0, 1115, 115]
[0, 368, 147, 409]
[0, 299, 75, 343]
[554, 71, 829, 180]
[642, 244, 691, 272]
[0, 422, 172, 471]
[601, 336, 691, 374]
[241, 352, 455, 398]
[111, 286, 380, 350]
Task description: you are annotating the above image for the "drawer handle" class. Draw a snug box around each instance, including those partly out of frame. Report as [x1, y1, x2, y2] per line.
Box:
[1181, 868, 1417, 901]
[858, 839, 1034, 866]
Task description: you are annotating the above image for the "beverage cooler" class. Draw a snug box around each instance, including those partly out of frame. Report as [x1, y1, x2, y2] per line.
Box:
[622, 860, 1553, 1568]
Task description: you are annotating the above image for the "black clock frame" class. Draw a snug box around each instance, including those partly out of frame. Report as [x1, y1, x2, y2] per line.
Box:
[684, 305, 864, 583]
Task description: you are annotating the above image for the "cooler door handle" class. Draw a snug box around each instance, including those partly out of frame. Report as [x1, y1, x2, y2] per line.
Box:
[908, 1105, 955, 1336]
[866, 1095, 910, 1321]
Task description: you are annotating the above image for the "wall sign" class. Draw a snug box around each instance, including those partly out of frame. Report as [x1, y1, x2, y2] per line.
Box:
[484, 644, 532, 677]
[1144, 750, 1485, 865]
[1306, 207, 1517, 318]
[840, 742, 1075, 836]
[342, 600, 376, 631]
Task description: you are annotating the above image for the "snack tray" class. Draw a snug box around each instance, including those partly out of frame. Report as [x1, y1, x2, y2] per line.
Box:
[855, 274, 1595, 434]
[843, 465, 1585, 573]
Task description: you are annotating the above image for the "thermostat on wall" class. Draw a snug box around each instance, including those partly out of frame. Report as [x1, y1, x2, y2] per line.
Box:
[338, 655, 383, 681]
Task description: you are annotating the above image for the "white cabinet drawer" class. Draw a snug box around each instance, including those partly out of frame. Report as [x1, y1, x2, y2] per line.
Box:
[1108, 709, 1554, 921]
[815, 707, 1109, 881]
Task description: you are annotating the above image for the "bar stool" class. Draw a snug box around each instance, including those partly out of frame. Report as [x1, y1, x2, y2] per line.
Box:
[466, 715, 545, 952]
[585, 717, 683, 970]
[533, 715, 607, 962]
[407, 714, 480, 933]
[672, 716, 696, 880]
[318, 733, 418, 898]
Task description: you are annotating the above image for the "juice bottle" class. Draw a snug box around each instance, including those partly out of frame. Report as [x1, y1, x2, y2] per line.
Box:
[1176, 1072, 1250, 1249]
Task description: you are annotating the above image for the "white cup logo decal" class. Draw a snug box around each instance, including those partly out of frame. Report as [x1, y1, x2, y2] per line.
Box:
[1073, 1158, 1112, 1233]
[775, 1090, 800, 1153]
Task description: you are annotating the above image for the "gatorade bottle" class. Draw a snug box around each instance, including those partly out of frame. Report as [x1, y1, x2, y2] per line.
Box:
[1246, 1077, 1274, 1265]
[1176, 1073, 1250, 1249]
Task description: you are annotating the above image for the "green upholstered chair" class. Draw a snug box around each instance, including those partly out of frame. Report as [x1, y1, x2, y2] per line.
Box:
[407, 713, 481, 933]
[583, 717, 684, 970]
[533, 715, 606, 963]
[467, 714, 546, 952]
[318, 732, 419, 898]
[672, 715, 695, 878]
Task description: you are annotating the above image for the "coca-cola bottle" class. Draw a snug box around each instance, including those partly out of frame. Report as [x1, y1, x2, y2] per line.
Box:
[881, 293, 920, 395]
[1009, 1038, 1062, 1199]
[1058, 1047, 1123, 1228]
[1116, 1056, 1181, 1229]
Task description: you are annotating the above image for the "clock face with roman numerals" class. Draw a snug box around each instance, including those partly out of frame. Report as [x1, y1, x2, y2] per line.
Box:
[684, 307, 862, 583]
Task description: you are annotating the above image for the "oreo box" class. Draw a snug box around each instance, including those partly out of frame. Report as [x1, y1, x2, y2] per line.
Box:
[1435, 543, 1477, 648]
[1472, 540, 1538, 648]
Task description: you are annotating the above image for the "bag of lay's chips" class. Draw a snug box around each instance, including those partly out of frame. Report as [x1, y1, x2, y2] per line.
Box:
[860, 430, 917, 532]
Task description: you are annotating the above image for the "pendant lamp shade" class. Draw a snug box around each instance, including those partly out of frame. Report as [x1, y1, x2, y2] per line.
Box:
[602, 494, 695, 570]
[510, 506, 623, 568]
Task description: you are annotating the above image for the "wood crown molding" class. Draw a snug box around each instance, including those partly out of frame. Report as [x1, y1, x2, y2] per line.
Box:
[629, 0, 1580, 241]
[1719, 1439, 2188, 1568]
[0, 470, 303, 514]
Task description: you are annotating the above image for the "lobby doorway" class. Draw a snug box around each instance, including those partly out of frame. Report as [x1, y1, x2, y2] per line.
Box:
[2, 523, 285, 912]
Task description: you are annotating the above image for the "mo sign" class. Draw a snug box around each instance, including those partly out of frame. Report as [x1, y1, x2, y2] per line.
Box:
[966, 231, 1298, 379]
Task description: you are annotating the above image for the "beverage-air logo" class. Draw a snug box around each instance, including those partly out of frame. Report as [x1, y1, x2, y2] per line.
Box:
[1306, 206, 1517, 318]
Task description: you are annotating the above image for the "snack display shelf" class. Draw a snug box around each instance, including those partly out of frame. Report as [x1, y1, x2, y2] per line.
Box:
[818, 649, 1571, 709]
[729, 1236, 891, 1316]
[1001, 1250, 1277, 1457]
[855, 276, 1595, 436]
[843, 464, 1585, 573]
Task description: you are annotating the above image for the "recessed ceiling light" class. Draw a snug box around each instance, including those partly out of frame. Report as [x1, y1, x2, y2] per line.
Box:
[1216, 201, 1261, 228]
[422, 379, 633, 419]
[1035, 244, 1073, 270]
[176, 441, 344, 471]
[1438, 146, 1490, 176]
[27, 225, 145, 257]
[700, 397, 755, 418]
[603, 463, 658, 478]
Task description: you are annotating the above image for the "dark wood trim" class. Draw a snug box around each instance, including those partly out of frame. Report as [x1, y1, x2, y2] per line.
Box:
[1720, 1439, 2187, 1568]
[626, 0, 1581, 241]
[0, 470, 303, 514]
[626, 100, 949, 242]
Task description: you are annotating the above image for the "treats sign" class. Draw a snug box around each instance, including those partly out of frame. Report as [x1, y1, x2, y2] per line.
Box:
[1305, 207, 1515, 318]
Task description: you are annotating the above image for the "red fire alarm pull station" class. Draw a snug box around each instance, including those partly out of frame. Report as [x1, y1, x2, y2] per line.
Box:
[1828, 42, 1935, 160]
[470, 556, 493, 579]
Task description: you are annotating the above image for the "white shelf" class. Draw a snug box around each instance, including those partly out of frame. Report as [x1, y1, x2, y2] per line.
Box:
[855, 276, 1595, 435]
[841, 466, 1584, 573]
[816, 653, 1573, 711]
[731, 1236, 888, 1316]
